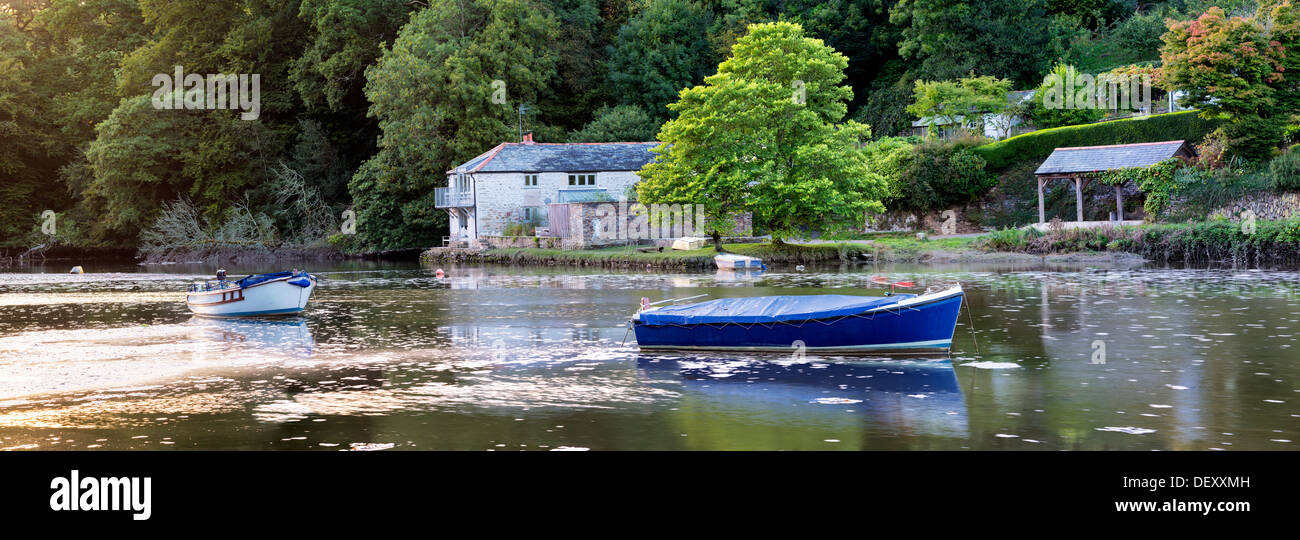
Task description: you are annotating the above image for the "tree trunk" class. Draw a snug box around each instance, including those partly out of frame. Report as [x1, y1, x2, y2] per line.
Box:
[712, 231, 723, 252]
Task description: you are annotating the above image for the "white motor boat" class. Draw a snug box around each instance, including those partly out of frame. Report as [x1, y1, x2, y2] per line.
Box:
[186, 270, 317, 317]
[714, 253, 765, 270]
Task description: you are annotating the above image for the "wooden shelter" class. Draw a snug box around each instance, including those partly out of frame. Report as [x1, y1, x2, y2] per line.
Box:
[1034, 140, 1195, 223]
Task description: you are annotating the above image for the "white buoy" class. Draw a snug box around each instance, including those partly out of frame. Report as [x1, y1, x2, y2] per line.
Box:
[69, 266, 83, 274]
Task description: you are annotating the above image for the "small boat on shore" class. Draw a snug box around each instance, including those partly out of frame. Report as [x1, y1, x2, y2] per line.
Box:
[714, 253, 764, 270]
[632, 285, 964, 355]
[186, 270, 317, 317]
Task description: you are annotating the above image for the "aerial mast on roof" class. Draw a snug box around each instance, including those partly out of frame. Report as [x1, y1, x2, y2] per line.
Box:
[518, 104, 529, 142]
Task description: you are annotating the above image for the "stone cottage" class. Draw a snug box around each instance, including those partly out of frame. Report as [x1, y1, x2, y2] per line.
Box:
[436, 133, 659, 245]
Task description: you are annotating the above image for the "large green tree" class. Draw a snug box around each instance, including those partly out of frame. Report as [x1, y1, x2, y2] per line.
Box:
[636, 21, 889, 246]
[350, 0, 558, 249]
[81, 95, 279, 242]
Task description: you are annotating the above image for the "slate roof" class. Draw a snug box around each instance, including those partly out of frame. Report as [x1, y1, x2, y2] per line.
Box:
[1035, 140, 1194, 176]
[448, 142, 661, 174]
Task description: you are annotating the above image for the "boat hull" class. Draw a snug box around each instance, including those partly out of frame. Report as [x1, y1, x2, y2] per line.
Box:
[186, 275, 316, 318]
[714, 254, 764, 270]
[633, 288, 963, 355]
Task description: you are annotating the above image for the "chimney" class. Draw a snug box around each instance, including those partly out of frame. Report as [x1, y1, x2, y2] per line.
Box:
[521, 131, 534, 144]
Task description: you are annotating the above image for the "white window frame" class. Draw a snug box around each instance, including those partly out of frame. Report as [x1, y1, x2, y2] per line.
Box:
[524, 174, 538, 187]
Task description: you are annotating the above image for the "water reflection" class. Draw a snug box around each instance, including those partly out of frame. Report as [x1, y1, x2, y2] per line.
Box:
[0, 261, 1296, 450]
[187, 317, 315, 357]
[638, 355, 968, 442]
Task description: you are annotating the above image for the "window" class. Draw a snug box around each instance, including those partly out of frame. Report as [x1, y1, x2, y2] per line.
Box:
[524, 174, 538, 187]
[523, 207, 537, 220]
[568, 174, 596, 186]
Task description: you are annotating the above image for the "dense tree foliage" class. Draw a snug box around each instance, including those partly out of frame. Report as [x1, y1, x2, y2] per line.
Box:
[606, 0, 716, 121]
[1160, 1, 1300, 160]
[891, 0, 1062, 86]
[349, 0, 558, 249]
[0, 0, 1294, 250]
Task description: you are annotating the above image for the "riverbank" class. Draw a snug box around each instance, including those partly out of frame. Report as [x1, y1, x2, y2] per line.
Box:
[419, 236, 1150, 269]
[1, 245, 425, 269]
[976, 220, 1300, 266]
[421, 242, 874, 269]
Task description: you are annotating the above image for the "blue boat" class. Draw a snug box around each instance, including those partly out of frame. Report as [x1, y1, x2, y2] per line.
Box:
[631, 285, 964, 355]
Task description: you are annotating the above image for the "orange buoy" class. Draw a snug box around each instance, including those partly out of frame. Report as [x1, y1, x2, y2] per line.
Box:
[435, 268, 445, 278]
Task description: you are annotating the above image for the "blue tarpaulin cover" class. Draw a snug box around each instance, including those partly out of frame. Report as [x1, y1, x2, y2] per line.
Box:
[235, 271, 296, 288]
[639, 294, 915, 325]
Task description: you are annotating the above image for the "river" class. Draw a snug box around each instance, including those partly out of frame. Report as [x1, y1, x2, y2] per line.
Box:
[0, 259, 1296, 450]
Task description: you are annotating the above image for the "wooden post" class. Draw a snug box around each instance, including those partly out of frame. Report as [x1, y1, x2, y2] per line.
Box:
[1114, 185, 1123, 222]
[1074, 176, 1084, 223]
[1037, 176, 1045, 224]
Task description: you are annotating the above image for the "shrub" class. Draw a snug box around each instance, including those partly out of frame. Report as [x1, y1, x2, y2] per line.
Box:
[1218, 115, 1288, 164]
[1027, 64, 1106, 129]
[502, 222, 535, 237]
[973, 110, 1224, 170]
[568, 105, 660, 143]
[1269, 146, 1300, 191]
[881, 139, 996, 214]
[978, 227, 1040, 251]
[1168, 164, 1273, 220]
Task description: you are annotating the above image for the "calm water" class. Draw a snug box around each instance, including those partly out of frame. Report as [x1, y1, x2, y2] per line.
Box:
[0, 259, 1296, 450]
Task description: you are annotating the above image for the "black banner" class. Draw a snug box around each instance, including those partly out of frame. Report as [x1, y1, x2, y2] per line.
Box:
[1, 451, 1289, 528]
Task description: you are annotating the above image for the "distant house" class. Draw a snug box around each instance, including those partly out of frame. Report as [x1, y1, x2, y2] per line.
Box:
[908, 90, 1036, 140]
[437, 133, 659, 245]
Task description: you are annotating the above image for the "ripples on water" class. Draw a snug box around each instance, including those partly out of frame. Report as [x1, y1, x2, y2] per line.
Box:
[0, 262, 1296, 450]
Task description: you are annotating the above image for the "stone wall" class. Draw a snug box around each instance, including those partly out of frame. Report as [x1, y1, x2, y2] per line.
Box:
[467, 170, 641, 237]
[479, 235, 563, 249]
[1206, 192, 1300, 221]
[554, 201, 752, 249]
[865, 206, 986, 234]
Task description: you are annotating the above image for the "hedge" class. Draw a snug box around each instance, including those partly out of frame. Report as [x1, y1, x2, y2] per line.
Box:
[974, 110, 1225, 171]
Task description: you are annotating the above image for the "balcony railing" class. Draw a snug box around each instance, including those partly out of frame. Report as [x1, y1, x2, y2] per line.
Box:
[435, 187, 474, 208]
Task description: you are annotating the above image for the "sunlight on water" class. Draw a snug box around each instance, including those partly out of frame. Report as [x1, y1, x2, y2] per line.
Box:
[0, 262, 1297, 450]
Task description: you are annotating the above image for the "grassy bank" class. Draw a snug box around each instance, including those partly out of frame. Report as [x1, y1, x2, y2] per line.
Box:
[861, 235, 980, 262]
[421, 242, 873, 269]
[977, 220, 1300, 265]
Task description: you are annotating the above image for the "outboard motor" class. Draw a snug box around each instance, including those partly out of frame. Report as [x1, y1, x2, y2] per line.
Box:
[216, 268, 227, 281]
